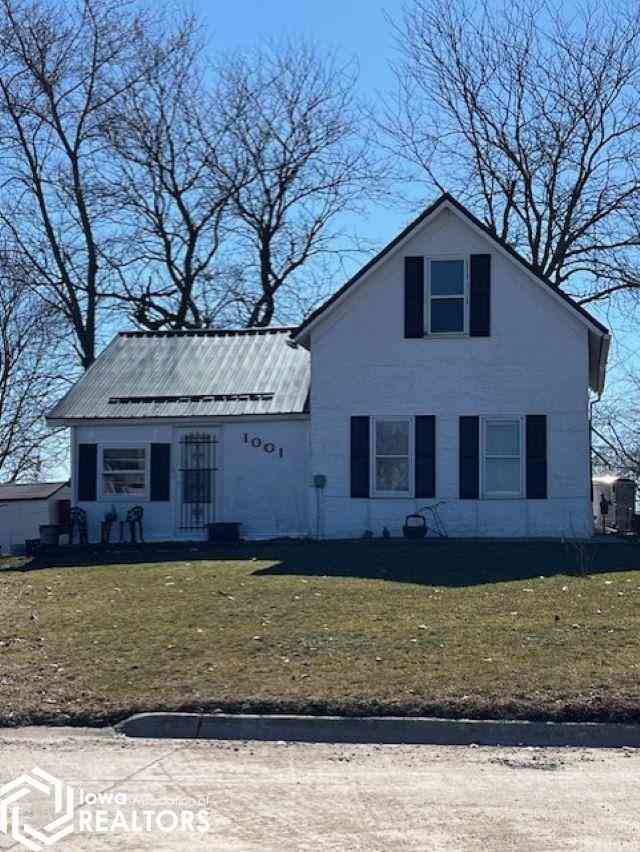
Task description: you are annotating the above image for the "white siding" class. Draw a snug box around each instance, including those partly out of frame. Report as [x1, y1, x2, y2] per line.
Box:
[72, 420, 310, 542]
[308, 207, 592, 538]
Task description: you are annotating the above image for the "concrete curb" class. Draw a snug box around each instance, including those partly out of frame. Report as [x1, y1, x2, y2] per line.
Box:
[117, 713, 640, 748]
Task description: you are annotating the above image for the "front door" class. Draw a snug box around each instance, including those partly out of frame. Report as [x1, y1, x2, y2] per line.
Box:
[175, 430, 218, 536]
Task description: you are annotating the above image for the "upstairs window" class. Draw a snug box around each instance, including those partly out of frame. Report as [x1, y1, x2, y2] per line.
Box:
[427, 258, 467, 334]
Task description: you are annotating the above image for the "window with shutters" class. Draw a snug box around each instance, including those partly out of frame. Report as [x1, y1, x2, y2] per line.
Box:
[372, 417, 413, 497]
[426, 258, 468, 334]
[481, 419, 523, 498]
[100, 446, 147, 499]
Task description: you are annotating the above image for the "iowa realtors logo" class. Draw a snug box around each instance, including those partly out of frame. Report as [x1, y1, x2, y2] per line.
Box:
[0, 766, 210, 849]
[0, 768, 74, 851]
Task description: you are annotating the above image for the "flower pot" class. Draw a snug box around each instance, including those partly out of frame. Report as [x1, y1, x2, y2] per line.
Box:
[402, 514, 427, 540]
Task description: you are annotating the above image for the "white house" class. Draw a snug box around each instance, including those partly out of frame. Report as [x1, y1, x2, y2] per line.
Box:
[47, 194, 610, 541]
[0, 481, 71, 554]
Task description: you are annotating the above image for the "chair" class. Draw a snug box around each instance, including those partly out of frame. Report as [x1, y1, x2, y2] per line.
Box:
[69, 507, 88, 545]
[126, 506, 144, 543]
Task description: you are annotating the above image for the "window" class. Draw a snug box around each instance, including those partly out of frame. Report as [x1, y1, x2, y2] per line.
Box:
[427, 258, 467, 334]
[373, 417, 412, 496]
[101, 447, 146, 497]
[482, 419, 522, 498]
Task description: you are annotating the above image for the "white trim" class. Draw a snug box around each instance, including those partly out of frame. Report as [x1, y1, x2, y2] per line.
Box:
[70, 425, 77, 504]
[293, 198, 607, 343]
[370, 415, 414, 499]
[98, 442, 149, 502]
[480, 417, 524, 500]
[425, 255, 469, 336]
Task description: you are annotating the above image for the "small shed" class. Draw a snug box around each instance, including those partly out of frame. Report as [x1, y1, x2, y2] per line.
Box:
[592, 474, 636, 533]
[0, 481, 71, 555]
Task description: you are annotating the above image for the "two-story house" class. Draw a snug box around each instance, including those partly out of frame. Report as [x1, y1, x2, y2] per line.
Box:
[47, 194, 610, 541]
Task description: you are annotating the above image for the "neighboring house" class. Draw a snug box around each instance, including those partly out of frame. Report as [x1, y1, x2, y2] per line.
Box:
[47, 193, 610, 541]
[0, 481, 71, 555]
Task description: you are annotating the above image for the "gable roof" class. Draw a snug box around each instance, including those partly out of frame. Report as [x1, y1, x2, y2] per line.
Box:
[0, 481, 68, 502]
[294, 193, 610, 341]
[47, 328, 310, 423]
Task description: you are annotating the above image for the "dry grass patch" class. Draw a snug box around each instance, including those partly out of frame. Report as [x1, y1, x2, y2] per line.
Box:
[1, 540, 639, 725]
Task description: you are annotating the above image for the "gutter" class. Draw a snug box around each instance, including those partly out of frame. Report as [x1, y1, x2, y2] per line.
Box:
[588, 331, 611, 498]
[597, 334, 611, 398]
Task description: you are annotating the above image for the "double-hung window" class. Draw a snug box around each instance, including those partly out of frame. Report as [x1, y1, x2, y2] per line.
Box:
[427, 258, 467, 334]
[372, 417, 412, 497]
[482, 419, 522, 498]
[101, 447, 147, 498]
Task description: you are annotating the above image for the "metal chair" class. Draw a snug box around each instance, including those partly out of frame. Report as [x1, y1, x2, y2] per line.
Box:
[69, 507, 88, 545]
[126, 506, 144, 543]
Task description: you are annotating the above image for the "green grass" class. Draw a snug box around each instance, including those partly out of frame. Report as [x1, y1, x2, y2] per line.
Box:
[1, 540, 640, 725]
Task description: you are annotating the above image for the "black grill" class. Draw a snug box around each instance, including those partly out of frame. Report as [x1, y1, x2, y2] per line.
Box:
[179, 433, 217, 531]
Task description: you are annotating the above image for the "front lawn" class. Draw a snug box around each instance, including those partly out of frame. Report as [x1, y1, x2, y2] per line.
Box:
[1, 540, 640, 725]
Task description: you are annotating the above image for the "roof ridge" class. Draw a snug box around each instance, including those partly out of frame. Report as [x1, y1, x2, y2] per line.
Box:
[118, 326, 297, 338]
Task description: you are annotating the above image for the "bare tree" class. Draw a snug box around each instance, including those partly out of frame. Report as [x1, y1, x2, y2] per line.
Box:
[0, 0, 188, 368]
[592, 377, 640, 480]
[386, 0, 640, 306]
[215, 40, 385, 327]
[105, 36, 252, 330]
[0, 254, 63, 481]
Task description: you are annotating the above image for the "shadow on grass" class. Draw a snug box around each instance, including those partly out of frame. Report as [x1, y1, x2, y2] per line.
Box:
[252, 539, 640, 587]
[2, 538, 640, 587]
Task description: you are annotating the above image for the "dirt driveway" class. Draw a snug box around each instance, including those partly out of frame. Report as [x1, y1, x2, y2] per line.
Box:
[0, 727, 638, 851]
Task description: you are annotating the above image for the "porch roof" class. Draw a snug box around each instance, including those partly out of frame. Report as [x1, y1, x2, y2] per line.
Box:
[47, 328, 310, 422]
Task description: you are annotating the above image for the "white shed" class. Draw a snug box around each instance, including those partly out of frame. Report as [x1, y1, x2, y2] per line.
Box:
[0, 482, 71, 555]
[592, 474, 636, 534]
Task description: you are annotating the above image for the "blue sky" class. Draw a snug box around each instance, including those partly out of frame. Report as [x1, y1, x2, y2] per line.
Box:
[193, 0, 412, 245]
[195, 0, 397, 94]
[193, 0, 623, 366]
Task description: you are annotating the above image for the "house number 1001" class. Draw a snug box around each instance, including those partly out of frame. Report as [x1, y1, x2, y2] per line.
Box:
[243, 433, 284, 457]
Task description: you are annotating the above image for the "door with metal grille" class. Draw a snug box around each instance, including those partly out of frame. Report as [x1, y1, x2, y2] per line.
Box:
[176, 431, 218, 533]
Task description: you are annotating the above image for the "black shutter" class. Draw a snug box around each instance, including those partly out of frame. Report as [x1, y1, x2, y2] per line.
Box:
[404, 257, 424, 338]
[350, 416, 370, 498]
[470, 254, 491, 337]
[150, 443, 171, 501]
[77, 443, 97, 502]
[415, 415, 436, 498]
[459, 416, 480, 499]
[526, 415, 547, 499]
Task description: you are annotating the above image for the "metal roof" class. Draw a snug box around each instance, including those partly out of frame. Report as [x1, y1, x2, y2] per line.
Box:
[0, 481, 69, 502]
[47, 328, 310, 422]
